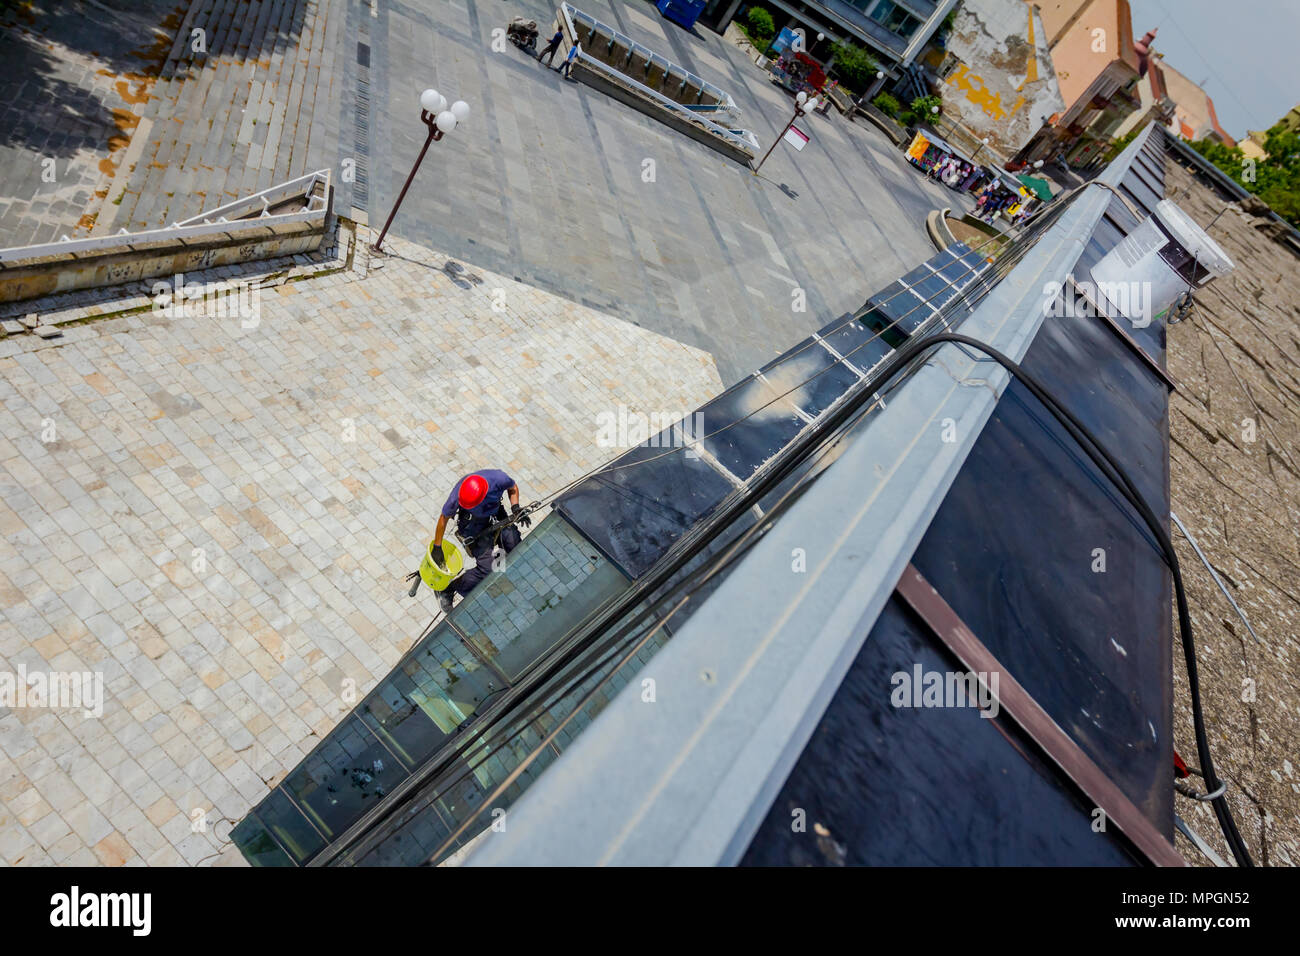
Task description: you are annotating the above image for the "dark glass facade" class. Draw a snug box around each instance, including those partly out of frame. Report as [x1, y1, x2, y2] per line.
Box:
[743, 128, 1176, 864]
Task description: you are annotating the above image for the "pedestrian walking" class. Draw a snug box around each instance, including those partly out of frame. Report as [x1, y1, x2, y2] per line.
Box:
[558, 41, 580, 78]
[537, 28, 562, 66]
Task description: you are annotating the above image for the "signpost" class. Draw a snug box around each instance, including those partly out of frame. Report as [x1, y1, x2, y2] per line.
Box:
[783, 125, 810, 151]
[752, 91, 813, 175]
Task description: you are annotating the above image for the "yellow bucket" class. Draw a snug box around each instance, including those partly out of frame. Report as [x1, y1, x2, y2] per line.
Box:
[418, 537, 467, 591]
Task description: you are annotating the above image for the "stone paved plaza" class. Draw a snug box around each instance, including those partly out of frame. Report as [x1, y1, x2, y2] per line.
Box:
[0, 0, 964, 867]
[2, 0, 968, 385]
[367, 0, 965, 383]
[0, 0, 179, 245]
[0, 230, 721, 865]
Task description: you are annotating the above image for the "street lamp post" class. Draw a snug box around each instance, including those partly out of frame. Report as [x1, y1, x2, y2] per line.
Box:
[859, 70, 885, 111]
[373, 88, 471, 253]
[752, 89, 811, 176]
[972, 136, 990, 161]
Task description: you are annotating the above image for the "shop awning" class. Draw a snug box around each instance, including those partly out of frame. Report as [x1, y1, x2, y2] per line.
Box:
[921, 133, 974, 164]
[1017, 174, 1054, 201]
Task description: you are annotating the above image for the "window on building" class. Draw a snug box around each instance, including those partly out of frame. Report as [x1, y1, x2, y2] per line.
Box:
[868, 1, 922, 39]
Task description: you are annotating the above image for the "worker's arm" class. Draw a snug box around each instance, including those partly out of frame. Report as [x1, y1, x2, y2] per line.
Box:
[431, 514, 449, 569]
[507, 484, 532, 529]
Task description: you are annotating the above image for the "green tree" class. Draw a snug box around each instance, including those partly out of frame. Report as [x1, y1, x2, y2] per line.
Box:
[911, 95, 942, 118]
[872, 93, 900, 118]
[829, 41, 879, 94]
[1188, 122, 1300, 228]
[897, 95, 941, 128]
[745, 7, 775, 46]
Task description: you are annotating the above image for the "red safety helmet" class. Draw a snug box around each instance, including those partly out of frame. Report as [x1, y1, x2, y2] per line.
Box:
[458, 474, 489, 510]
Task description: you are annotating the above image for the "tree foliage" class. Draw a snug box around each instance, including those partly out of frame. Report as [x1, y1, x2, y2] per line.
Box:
[745, 7, 775, 46]
[872, 93, 901, 118]
[898, 95, 941, 128]
[1189, 122, 1300, 228]
[829, 41, 878, 94]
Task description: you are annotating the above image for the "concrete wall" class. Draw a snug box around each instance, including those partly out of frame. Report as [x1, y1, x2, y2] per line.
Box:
[939, 0, 1066, 158]
[0, 221, 326, 304]
[0, 171, 331, 305]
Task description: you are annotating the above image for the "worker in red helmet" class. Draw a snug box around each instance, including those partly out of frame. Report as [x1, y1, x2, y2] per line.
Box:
[431, 469, 531, 613]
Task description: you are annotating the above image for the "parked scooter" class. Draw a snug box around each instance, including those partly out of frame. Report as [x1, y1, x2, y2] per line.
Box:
[507, 16, 539, 54]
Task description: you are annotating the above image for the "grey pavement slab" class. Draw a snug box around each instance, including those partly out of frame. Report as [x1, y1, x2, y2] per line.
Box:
[358, 0, 969, 384]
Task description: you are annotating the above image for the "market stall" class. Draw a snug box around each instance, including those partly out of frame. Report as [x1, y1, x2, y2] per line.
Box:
[905, 131, 993, 193]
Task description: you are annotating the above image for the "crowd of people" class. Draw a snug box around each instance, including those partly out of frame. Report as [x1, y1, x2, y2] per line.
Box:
[907, 133, 1038, 227]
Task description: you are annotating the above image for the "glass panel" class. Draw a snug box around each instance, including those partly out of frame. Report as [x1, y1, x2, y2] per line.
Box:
[230, 815, 295, 867]
[823, 313, 898, 371]
[1090, 216, 1125, 253]
[453, 514, 633, 680]
[697, 376, 807, 481]
[1076, 235, 1109, 277]
[1121, 172, 1162, 213]
[281, 714, 410, 841]
[900, 264, 960, 316]
[1119, 183, 1156, 220]
[856, 307, 909, 350]
[741, 596, 1140, 865]
[257, 786, 327, 864]
[352, 606, 673, 866]
[869, 279, 933, 335]
[1134, 155, 1164, 186]
[930, 242, 989, 295]
[556, 443, 736, 579]
[1106, 195, 1141, 233]
[1127, 162, 1163, 197]
[758, 337, 861, 419]
[908, 310, 1173, 825]
[355, 623, 499, 770]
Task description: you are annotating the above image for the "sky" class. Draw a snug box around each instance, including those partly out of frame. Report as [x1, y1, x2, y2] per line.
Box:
[1126, 0, 1300, 140]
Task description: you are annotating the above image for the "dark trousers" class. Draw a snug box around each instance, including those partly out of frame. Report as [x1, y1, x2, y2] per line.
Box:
[449, 514, 522, 599]
[539, 42, 560, 65]
[559, 58, 574, 77]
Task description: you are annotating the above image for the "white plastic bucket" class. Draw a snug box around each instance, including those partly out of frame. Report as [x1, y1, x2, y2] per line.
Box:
[1089, 198, 1234, 329]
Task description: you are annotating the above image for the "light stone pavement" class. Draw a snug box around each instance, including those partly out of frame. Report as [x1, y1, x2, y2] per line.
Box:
[0, 229, 722, 865]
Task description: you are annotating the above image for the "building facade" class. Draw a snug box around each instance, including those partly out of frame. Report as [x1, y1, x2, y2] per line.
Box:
[1154, 55, 1235, 146]
[933, 0, 1067, 163]
[1112, 39, 1176, 143]
[1014, 0, 1149, 169]
[698, 0, 958, 72]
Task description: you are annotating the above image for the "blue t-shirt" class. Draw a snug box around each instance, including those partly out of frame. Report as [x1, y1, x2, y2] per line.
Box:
[442, 469, 515, 521]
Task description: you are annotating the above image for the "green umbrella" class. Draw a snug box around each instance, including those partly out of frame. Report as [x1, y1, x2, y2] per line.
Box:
[1017, 174, 1053, 202]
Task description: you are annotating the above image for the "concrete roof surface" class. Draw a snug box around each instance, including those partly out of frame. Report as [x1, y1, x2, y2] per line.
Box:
[1163, 159, 1300, 867]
